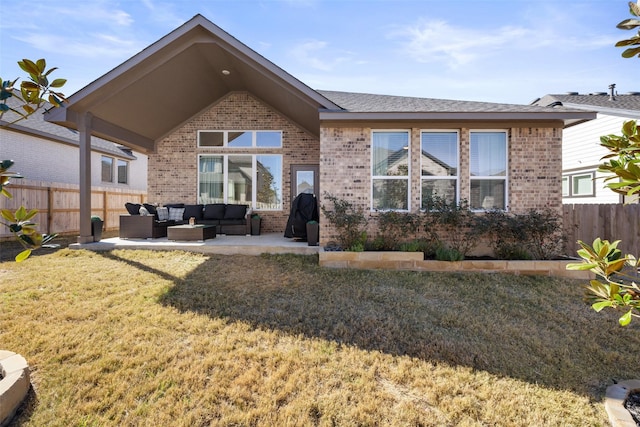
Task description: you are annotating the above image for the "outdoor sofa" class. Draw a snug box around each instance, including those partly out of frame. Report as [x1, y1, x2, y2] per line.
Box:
[119, 202, 251, 239]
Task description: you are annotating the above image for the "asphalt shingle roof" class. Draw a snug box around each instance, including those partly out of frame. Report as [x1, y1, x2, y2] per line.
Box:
[533, 93, 640, 117]
[1, 96, 136, 159]
[318, 90, 586, 114]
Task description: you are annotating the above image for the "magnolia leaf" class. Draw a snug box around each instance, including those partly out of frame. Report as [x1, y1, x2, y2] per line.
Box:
[35, 58, 46, 72]
[1, 209, 16, 222]
[617, 18, 640, 29]
[619, 310, 633, 326]
[566, 262, 598, 271]
[15, 249, 31, 262]
[592, 300, 614, 312]
[50, 78, 66, 88]
[18, 59, 39, 75]
[622, 46, 640, 58]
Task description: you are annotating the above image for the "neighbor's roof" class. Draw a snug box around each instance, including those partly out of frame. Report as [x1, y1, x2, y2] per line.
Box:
[318, 90, 595, 125]
[1, 96, 137, 160]
[532, 92, 640, 119]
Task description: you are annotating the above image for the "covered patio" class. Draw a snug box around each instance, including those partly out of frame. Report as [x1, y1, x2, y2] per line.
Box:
[70, 232, 320, 256]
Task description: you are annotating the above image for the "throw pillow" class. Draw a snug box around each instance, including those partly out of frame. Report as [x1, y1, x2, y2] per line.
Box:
[168, 207, 185, 221]
[139, 206, 150, 216]
[156, 207, 169, 221]
[125, 202, 141, 215]
[143, 203, 157, 217]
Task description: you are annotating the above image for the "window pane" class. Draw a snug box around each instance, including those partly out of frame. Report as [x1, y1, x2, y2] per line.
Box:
[470, 180, 505, 210]
[373, 179, 408, 210]
[199, 131, 223, 147]
[228, 132, 252, 147]
[101, 156, 113, 182]
[256, 131, 282, 147]
[372, 132, 409, 176]
[199, 156, 224, 204]
[296, 171, 314, 196]
[422, 180, 457, 208]
[227, 155, 252, 204]
[562, 177, 569, 196]
[573, 174, 593, 196]
[470, 132, 507, 176]
[421, 132, 458, 176]
[256, 155, 282, 210]
[117, 160, 128, 184]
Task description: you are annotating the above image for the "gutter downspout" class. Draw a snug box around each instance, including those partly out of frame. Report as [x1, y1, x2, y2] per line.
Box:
[77, 112, 93, 243]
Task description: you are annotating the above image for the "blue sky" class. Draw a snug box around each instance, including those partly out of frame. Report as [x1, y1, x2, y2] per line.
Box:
[0, 0, 637, 105]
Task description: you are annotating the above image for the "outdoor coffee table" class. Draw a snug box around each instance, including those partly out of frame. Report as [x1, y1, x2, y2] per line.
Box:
[167, 224, 216, 241]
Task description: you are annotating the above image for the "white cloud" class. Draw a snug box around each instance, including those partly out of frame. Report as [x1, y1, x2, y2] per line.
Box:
[290, 39, 357, 72]
[17, 33, 140, 59]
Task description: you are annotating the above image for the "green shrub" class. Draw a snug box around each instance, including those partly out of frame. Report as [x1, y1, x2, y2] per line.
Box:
[423, 196, 480, 257]
[435, 246, 464, 261]
[321, 193, 368, 251]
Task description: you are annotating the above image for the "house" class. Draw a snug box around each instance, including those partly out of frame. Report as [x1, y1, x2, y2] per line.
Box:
[1, 96, 147, 191]
[44, 14, 594, 245]
[532, 86, 640, 203]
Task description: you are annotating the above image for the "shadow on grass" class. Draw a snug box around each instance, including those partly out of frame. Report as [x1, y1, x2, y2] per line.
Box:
[147, 253, 640, 400]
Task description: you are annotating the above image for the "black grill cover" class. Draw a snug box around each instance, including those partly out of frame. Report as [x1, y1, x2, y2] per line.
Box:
[284, 192, 319, 239]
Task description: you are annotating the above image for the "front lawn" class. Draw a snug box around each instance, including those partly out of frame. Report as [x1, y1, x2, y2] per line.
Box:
[2, 249, 639, 426]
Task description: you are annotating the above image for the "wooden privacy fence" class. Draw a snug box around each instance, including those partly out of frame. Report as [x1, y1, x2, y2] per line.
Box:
[0, 179, 146, 239]
[563, 204, 640, 256]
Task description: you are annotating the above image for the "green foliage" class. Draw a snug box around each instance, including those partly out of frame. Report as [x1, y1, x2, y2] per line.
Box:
[1, 58, 66, 260]
[321, 193, 368, 251]
[599, 120, 640, 198]
[374, 210, 422, 250]
[477, 208, 564, 260]
[615, 1, 640, 58]
[567, 239, 640, 326]
[1, 58, 67, 123]
[423, 196, 480, 257]
[435, 246, 464, 261]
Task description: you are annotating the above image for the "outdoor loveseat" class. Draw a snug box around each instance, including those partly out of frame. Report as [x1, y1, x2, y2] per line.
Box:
[119, 203, 251, 239]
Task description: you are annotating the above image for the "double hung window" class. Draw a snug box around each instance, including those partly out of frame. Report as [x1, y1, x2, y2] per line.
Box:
[469, 131, 508, 210]
[371, 131, 409, 210]
[421, 131, 459, 207]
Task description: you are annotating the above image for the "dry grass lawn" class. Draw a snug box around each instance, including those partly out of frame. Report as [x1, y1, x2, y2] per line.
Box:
[1, 246, 639, 426]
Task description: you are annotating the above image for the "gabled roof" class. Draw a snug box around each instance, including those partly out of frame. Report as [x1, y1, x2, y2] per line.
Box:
[532, 92, 640, 119]
[1, 97, 136, 160]
[319, 90, 595, 125]
[45, 14, 342, 153]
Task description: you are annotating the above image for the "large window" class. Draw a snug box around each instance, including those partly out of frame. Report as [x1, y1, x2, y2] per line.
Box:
[372, 131, 410, 210]
[198, 130, 282, 148]
[199, 155, 282, 210]
[421, 131, 458, 207]
[470, 131, 507, 210]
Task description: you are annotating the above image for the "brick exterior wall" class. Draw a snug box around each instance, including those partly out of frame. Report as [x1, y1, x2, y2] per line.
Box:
[319, 125, 563, 246]
[148, 92, 319, 233]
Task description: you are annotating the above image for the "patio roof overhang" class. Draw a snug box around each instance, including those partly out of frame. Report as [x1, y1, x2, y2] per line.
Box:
[45, 14, 341, 153]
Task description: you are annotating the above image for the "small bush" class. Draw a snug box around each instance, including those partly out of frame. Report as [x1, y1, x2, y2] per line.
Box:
[321, 193, 368, 250]
[423, 196, 481, 257]
[435, 246, 464, 261]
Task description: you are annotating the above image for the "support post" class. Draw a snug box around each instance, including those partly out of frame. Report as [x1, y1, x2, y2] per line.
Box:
[77, 112, 93, 243]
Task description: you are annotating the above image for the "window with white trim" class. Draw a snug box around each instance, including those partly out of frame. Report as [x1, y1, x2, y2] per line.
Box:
[101, 156, 113, 183]
[421, 131, 459, 207]
[563, 171, 595, 197]
[371, 131, 410, 210]
[198, 130, 282, 148]
[469, 131, 508, 210]
[198, 154, 282, 210]
[117, 159, 128, 184]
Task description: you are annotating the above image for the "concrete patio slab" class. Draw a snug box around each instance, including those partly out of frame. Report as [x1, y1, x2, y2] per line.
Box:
[70, 233, 320, 256]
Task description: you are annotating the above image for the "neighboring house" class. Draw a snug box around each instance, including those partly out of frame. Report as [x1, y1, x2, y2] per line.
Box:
[45, 14, 594, 244]
[532, 87, 640, 204]
[1, 96, 147, 191]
